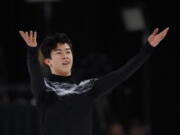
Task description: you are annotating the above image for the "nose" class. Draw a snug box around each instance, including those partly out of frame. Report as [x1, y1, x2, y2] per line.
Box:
[62, 53, 68, 59]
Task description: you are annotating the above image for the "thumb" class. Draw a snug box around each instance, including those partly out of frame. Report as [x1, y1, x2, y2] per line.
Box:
[151, 28, 159, 35]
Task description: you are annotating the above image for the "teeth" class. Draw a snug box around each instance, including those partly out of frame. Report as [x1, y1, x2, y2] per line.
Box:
[62, 62, 69, 65]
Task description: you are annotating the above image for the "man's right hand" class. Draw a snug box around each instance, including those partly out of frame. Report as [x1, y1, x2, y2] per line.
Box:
[19, 30, 37, 47]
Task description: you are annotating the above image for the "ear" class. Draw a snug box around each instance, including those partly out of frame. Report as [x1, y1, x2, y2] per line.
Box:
[44, 58, 51, 67]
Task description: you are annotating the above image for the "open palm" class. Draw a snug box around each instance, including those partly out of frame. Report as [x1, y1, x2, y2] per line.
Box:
[148, 27, 169, 47]
[19, 30, 37, 47]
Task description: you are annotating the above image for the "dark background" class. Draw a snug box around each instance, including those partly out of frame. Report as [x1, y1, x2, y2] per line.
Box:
[0, 0, 179, 135]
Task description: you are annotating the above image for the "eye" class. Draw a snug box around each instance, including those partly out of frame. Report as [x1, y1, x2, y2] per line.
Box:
[56, 52, 62, 54]
[66, 51, 71, 54]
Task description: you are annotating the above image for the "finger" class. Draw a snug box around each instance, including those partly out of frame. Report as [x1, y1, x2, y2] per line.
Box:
[19, 31, 26, 40]
[19, 31, 29, 42]
[160, 27, 169, 40]
[30, 30, 33, 42]
[25, 31, 30, 41]
[161, 27, 169, 33]
[152, 28, 159, 35]
[33, 31, 37, 41]
[164, 27, 170, 34]
[163, 27, 169, 36]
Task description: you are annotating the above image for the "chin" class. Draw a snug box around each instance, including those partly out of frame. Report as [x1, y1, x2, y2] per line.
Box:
[62, 70, 71, 74]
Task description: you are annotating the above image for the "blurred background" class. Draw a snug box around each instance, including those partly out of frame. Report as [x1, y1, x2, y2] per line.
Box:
[0, 0, 179, 135]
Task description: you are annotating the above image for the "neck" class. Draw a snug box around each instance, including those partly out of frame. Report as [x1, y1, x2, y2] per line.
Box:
[51, 70, 71, 77]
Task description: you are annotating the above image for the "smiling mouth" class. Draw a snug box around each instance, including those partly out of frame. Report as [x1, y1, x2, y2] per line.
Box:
[62, 61, 70, 65]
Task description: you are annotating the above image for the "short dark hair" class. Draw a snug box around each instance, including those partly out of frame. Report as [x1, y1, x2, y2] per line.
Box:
[40, 33, 73, 58]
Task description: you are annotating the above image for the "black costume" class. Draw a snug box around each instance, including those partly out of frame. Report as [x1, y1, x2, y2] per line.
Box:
[27, 43, 154, 135]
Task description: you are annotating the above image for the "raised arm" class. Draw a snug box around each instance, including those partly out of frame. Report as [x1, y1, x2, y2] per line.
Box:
[19, 30, 46, 103]
[90, 27, 170, 99]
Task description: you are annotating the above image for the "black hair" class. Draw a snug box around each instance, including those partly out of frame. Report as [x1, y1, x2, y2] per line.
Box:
[40, 33, 73, 59]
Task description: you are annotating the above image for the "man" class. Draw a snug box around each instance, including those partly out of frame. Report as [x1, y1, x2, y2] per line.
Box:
[19, 27, 169, 135]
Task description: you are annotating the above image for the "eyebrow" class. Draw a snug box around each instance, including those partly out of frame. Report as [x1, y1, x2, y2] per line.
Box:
[54, 48, 71, 51]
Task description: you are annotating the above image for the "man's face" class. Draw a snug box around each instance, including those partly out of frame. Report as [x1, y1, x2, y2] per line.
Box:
[45, 43, 73, 76]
